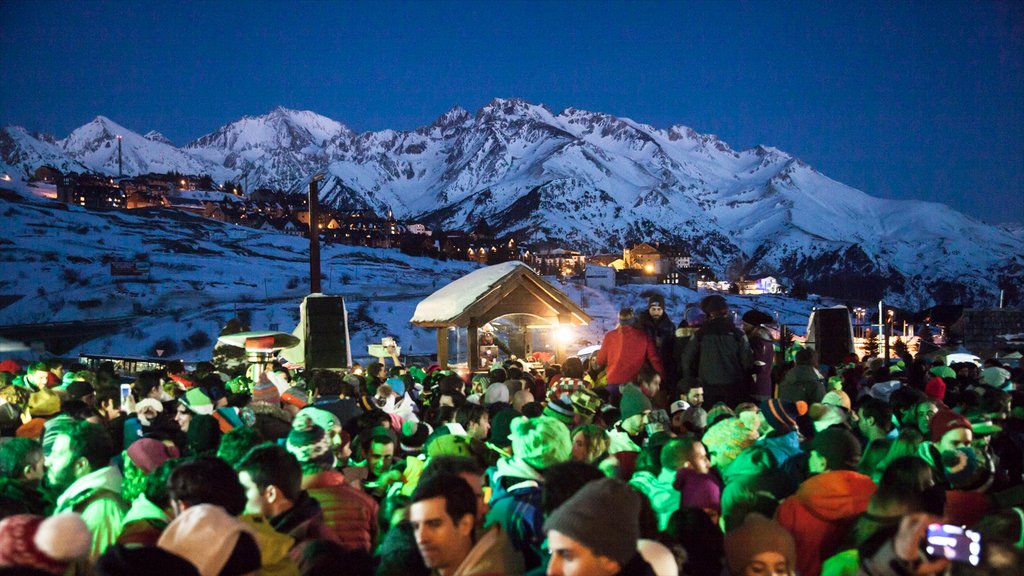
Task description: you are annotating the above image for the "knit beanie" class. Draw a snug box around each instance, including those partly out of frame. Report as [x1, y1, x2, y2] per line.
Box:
[723, 513, 796, 576]
[186, 414, 222, 455]
[96, 544, 200, 576]
[543, 394, 576, 426]
[181, 388, 214, 415]
[700, 294, 728, 315]
[924, 377, 946, 402]
[484, 382, 510, 405]
[702, 417, 757, 472]
[425, 434, 475, 459]
[648, 293, 665, 308]
[27, 390, 60, 418]
[509, 415, 571, 470]
[400, 420, 432, 453]
[65, 380, 95, 402]
[810, 427, 862, 471]
[126, 438, 181, 474]
[157, 504, 259, 576]
[760, 399, 801, 433]
[0, 513, 91, 575]
[570, 388, 602, 417]
[286, 413, 333, 467]
[620, 385, 652, 421]
[296, 407, 339, 434]
[281, 386, 310, 409]
[385, 377, 406, 396]
[929, 409, 972, 443]
[543, 478, 640, 567]
[489, 409, 517, 448]
[251, 374, 281, 405]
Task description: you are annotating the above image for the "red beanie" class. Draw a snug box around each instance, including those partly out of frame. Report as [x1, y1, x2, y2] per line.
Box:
[924, 377, 946, 402]
[929, 409, 971, 443]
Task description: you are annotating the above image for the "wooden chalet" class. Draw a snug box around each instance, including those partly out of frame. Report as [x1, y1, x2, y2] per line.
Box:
[411, 261, 591, 370]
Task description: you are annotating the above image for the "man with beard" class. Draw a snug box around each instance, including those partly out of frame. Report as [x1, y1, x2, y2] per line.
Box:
[637, 293, 676, 398]
[47, 420, 127, 559]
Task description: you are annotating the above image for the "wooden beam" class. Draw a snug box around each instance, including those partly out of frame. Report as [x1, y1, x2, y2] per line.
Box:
[436, 328, 449, 369]
[468, 318, 480, 373]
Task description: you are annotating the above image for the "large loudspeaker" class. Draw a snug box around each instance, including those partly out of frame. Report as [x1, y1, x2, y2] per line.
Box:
[807, 307, 854, 365]
[303, 295, 351, 369]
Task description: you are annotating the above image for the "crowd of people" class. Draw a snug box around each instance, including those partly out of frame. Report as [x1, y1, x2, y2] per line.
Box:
[0, 292, 1021, 576]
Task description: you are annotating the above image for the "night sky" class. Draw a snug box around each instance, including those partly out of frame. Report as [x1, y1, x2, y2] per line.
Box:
[1, 1, 1021, 224]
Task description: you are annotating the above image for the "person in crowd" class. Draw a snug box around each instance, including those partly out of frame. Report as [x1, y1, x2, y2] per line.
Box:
[544, 477, 656, 576]
[681, 295, 753, 408]
[409, 472, 520, 576]
[485, 415, 571, 570]
[236, 443, 340, 557]
[47, 420, 126, 559]
[741, 309, 776, 401]
[778, 348, 825, 405]
[776, 427, 875, 576]
[596, 308, 665, 400]
[723, 513, 796, 576]
[637, 294, 677, 397]
[285, 412, 378, 552]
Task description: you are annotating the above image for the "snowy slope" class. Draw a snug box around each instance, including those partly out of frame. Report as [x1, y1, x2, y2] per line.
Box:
[0, 185, 817, 362]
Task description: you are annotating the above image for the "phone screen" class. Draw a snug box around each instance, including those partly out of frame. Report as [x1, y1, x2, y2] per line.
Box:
[924, 523, 981, 566]
[119, 384, 132, 408]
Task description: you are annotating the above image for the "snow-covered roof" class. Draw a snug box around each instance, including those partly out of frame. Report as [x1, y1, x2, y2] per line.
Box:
[411, 260, 590, 327]
[412, 261, 527, 324]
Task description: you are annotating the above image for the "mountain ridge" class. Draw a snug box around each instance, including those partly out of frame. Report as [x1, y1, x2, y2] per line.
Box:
[2, 100, 1021, 308]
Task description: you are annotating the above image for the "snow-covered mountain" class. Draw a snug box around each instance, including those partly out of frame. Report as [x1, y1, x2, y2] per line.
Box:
[0, 126, 87, 178]
[3, 100, 1022, 307]
[185, 107, 353, 190]
[60, 116, 227, 179]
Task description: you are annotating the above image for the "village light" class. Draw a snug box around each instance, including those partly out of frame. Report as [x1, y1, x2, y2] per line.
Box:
[644, 263, 654, 274]
[554, 325, 573, 344]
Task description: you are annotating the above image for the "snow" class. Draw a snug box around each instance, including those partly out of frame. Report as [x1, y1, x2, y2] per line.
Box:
[411, 261, 531, 324]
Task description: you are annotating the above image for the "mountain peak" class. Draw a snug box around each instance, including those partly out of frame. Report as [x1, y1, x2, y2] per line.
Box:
[432, 105, 472, 128]
[144, 130, 173, 145]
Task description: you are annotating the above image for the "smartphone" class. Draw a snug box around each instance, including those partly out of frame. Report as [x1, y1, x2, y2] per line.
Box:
[923, 523, 981, 566]
[119, 383, 132, 409]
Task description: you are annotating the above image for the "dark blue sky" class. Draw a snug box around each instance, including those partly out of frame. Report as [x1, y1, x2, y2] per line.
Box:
[2, 1, 1021, 223]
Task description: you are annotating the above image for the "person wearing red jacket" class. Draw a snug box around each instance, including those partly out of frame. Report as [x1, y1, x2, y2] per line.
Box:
[596, 308, 665, 398]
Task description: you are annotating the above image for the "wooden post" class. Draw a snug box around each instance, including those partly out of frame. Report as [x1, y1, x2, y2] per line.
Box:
[436, 328, 449, 369]
[468, 319, 480, 373]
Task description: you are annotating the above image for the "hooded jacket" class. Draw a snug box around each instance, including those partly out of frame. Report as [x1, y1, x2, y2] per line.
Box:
[775, 470, 876, 576]
[629, 468, 680, 531]
[448, 524, 524, 576]
[54, 465, 128, 559]
[484, 457, 545, 571]
[681, 316, 753, 390]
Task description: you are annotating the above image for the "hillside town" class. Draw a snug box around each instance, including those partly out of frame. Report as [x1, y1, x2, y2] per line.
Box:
[41, 166, 788, 295]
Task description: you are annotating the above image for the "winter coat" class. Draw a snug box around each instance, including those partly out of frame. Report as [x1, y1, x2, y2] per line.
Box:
[118, 494, 170, 547]
[778, 364, 826, 404]
[748, 326, 775, 398]
[302, 470, 379, 551]
[596, 325, 665, 386]
[637, 311, 677, 384]
[681, 316, 754, 402]
[629, 468, 680, 531]
[269, 490, 342, 563]
[449, 525, 524, 576]
[775, 470, 877, 576]
[240, 514, 301, 576]
[484, 458, 545, 571]
[54, 465, 128, 559]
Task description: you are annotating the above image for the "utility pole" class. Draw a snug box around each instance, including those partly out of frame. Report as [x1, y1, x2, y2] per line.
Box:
[308, 173, 325, 294]
[117, 135, 123, 177]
